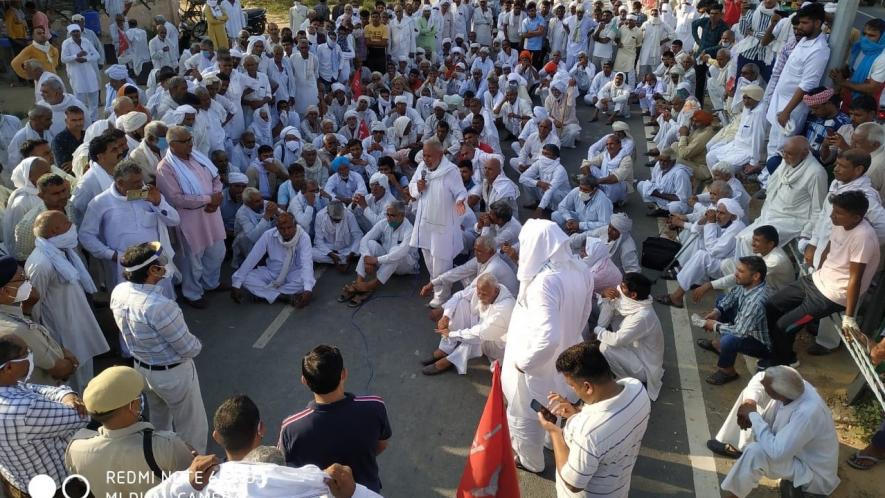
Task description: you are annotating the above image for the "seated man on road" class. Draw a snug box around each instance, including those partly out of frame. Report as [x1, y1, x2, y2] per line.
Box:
[691, 225, 794, 303]
[709, 161, 750, 218]
[585, 121, 636, 161]
[593, 272, 664, 401]
[657, 199, 746, 308]
[637, 147, 693, 216]
[231, 213, 314, 308]
[711, 367, 840, 498]
[474, 200, 522, 250]
[508, 117, 559, 176]
[324, 156, 368, 205]
[420, 235, 519, 309]
[705, 84, 768, 177]
[232, 187, 278, 269]
[581, 134, 634, 205]
[673, 109, 716, 187]
[695, 256, 772, 386]
[479, 156, 519, 215]
[312, 200, 363, 271]
[352, 172, 396, 233]
[518, 143, 570, 215]
[340, 201, 419, 307]
[573, 212, 642, 274]
[423, 273, 515, 376]
[553, 176, 613, 237]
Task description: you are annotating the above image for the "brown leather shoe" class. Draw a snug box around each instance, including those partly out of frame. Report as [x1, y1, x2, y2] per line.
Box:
[422, 361, 453, 376]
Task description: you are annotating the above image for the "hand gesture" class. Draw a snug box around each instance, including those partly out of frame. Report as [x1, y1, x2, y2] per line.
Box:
[565, 219, 580, 234]
[419, 282, 434, 297]
[263, 201, 279, 220]
[437, 315, 450, 331]
[417, 178, 427, 192]
[61, 393, 87, 417]
[803, 245, 816, 268]
[324, 464, 357, 498]
[547, 392, 578, 419]
[145, 184, 162, 206]
[188, 454, 221, 491]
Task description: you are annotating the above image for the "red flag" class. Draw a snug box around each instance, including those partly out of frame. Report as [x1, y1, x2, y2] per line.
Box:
[351, 72, 363, 99]
[357, 119, 370, 140]
[456, 363, 520, 498]
[118, 30, 130, 55]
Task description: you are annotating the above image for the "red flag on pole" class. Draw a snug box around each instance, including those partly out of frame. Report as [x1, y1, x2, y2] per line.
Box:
[456, 363, 521, 498]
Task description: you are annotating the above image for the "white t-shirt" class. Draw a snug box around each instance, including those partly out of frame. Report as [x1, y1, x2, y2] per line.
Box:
[556, 378, 651, 498]
[812, 219, 881, 306]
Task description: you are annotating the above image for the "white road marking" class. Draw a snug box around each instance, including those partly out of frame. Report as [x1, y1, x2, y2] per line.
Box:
[252, 267, 326, 348]
[667, 246, 723, 495]
[857, 10, 875, 18]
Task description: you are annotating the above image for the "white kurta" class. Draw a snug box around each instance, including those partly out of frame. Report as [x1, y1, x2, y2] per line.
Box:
[232, 228, 316, 303]
[78, 186, 180, 294]
[2, 189, 41, 254]
[290, 52, 320, 115]
[312, 208, 363, 262]
[356, 218, 419, 283]
[638, 19, 674, 67]
[222, 0, 246, 38]
[60, 37, 101, 94]
[677, 219, 746, 290]
[596, 296, 665, 400]
[720, 373, 840, 498]
[439, 284, 515, 374]
[637, 163, 692, 213]
[408, 159, 467, 261]
[432, 253, 519, 297]
[70, 164, 114, 227]
[706, 103, 769, 171]
[26, 246, 109, 387]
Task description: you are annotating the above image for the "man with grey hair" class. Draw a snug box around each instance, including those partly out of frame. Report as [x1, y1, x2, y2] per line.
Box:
[36, 78, 91, 136]
[153, 15, 180, 63]
[553, 175, 614, 235]
[232, 212, 314, 307]
[156, 126, 226, 309]
[410, 138, 468, 307]
[84, 96, 134, 140]
[636, 147, 693, 216]
[312, 200, 363, 270]
[423, 272, 515, 375]
[340, 201, 419, 306]
[79, 160, 180, 298]
[129, 121, 169, 178]
[708, 366, 840, 498]
[20, 58, 67, 106]
[232, 187, 278, 268]
[8, 106, 54, 169]
[852, 122, 885, 201]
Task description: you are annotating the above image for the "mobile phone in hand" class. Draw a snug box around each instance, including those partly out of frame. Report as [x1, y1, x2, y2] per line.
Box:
[530, 399, 557, 423]
[126, 188, 150, 201]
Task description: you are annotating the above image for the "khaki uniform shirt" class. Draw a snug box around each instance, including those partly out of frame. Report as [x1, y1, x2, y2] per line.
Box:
[0, 305, 64, 386]
[65, 422, 193, 498]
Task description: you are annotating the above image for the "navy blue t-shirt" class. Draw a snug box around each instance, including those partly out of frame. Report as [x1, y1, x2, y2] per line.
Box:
[278, 393, 391, 492]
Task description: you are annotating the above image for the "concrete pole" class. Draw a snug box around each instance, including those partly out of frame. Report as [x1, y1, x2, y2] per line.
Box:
[825, 0, 861, 83]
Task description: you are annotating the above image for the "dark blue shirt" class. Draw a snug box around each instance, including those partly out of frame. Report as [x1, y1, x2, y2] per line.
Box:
[278, 393, 391, 492]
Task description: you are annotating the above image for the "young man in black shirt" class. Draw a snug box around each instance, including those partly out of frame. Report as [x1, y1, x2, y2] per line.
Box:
[278, 345, 391, 493]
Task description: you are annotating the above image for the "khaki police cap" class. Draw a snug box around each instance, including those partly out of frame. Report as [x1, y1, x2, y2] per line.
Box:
[83, 366, 145, 413]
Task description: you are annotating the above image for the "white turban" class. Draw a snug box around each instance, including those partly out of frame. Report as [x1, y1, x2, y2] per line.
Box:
[67, 24, 81, 34]
[742, 84, 764, 102]
[331, 82, 346, 93]
[227, 172, 249, 184]
[711, 161, 734, 175]
[533, 106, 548, 122]
[394, 95, 408, 105]
[610, 213, 633, 234]
[229, 48, 244, 58]
[371, 121, 387, 132]
[358, 95, 372, 105]
[717, 198, 744, 219]
[611, 121, 632, 139]
[117, 111, 148, 133]
[105, 64, 129, 80]
[343, 110, 358, 121]
[368, 172, 389, 191]
[279, 126, 300, 141]
[433, 100, 447, 110]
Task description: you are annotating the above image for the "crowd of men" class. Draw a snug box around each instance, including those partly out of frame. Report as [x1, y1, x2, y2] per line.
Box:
[0, 0, 884, 496]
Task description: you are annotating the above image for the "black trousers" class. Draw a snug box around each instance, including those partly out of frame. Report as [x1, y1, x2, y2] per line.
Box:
[765, 275, 844, 364]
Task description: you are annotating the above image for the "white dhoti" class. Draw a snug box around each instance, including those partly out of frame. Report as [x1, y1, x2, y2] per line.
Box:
[676, 228, 703, 266]
[637, 180, 690, 214]
[599, 342, 649, 385]
[558, 124, 581, 149]
[676, 250, 724, 290]
[242, 266, 307, 303]
[502, 364, 555, 472]
[135, 358, 209, 453]
[438, 293, 482, 374]
[706, 142, 753, 176]
[722, 443, 818, 498]
[423, 248, 454, 303]
[313, 245, 356, 264]
[356, 240, 419, 284]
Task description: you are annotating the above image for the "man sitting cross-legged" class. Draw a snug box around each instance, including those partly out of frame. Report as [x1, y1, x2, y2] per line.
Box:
[422, 273, 515, 376]
[312, 200, 364, 272]
[339, 201, 419, 307]
[231, 213, 315, 308]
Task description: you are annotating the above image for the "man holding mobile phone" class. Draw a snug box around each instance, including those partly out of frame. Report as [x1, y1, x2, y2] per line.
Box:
[538, 342, 650, 497]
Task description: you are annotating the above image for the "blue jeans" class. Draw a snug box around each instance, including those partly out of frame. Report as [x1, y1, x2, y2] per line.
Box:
[717, 334, 769, 369]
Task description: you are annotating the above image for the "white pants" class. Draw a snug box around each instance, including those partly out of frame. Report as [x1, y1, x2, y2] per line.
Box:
[676, 250, 724, 291]
[722, 443, 818, 498]
[676, 229, 703, 267]
[510, 141, 522, 156]
[706, 142, 752, 176]
[558, 123, 581, 149]
[76, 91, 99, 121]
[313, 245, 357, 264]
[137, 358, 209, 453]
[176, 239, 225, 300]
[583, 93, 598, 106]
[438, 293, 482, 374]
[637, 180, 690, 214]
[501, 364, 553, 473]
[356, 240, 419, 284]
[242, 266, 307, 303]
[422, 248, 453, 303]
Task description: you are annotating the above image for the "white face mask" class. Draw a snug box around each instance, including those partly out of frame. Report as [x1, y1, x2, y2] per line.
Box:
[285, 140, 300, 152]
[48, 224, 79, 250]
[13, 281, 32, 304]
[579, 191, 592, 202]
[162, 263, 174, 279]
[0, 351, 34, 383]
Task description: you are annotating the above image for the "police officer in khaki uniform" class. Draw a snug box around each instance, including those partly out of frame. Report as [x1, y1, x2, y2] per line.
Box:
[65, 366, 194, 497]
[0, 255, 78, 386]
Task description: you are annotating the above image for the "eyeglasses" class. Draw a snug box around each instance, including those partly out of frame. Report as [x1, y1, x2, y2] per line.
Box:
[171, 137, 193, 144]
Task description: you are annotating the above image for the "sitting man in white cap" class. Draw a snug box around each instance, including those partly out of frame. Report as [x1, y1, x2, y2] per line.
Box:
[586, 120, 635, 159]
[545, 79, 581, 149]
[656, 198, 746, 308]
[509, 114, 559, 174]
[384, 95, 426, 137]
[339, 200, 419, 306]
[573, 212, 642, 274]
[422, 273, 515, 375]
[232, 212, 315, 307]
[66, 366, 194, 498]
[312, 200, 363, 270]
[496, 87, 532, 142]
[363, 122, 395, 161]
[637, 147, 693, 216]
[711, 367, 840, 498]
[422, 100, 463, 143]
[705, 84, 768, 176]
[352, 172, 396, 233]
[117, 111, 149, 152]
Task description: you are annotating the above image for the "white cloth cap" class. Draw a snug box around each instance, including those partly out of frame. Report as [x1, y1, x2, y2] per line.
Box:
[228, 172, 249, 184]
[118, 111, 148, 132]
[67, 24, 81, 34]
[105, 64, 128, 80]
[610, 212, 632, 233]
[717, 198, 744, 218]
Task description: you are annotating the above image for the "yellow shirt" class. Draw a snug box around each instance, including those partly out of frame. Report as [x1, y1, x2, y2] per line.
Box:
[4, 10, 27, 39]
[365, 24, 389, 44]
